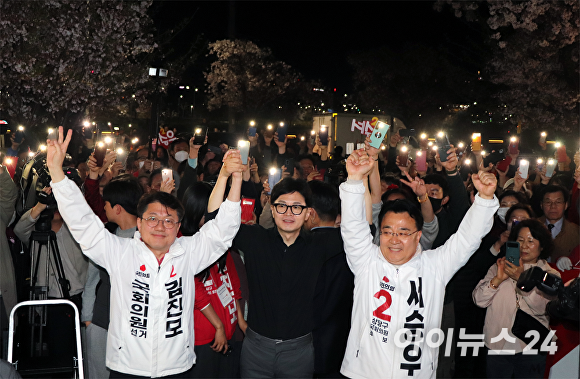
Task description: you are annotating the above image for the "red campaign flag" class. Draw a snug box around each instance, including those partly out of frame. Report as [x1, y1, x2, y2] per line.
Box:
[158, 129, 177, 148]
[0, 120, 8, 124]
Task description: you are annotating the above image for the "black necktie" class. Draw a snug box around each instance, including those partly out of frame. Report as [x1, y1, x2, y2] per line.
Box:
[548, 224, 555, 232]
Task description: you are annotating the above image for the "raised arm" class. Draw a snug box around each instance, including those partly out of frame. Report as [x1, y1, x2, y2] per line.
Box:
[340, 149, 380, 275]
[46, 127, 130, 270]
[425, 170, 499, 283]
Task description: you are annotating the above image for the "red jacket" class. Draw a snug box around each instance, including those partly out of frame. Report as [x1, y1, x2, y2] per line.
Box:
[193, 252, 242, 345]
[84, 177, 107, 223]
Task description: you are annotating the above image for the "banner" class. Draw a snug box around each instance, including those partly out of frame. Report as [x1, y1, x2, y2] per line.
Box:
[351, 117, 379, 136]
[158, 129, 177, 148]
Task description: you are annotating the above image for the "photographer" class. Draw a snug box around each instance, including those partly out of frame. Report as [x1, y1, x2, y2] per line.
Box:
[13, 187, 88, 303]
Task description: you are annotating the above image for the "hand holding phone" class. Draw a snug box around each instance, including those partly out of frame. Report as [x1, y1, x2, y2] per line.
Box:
[545, 159, 557, 177]
[94, 142, 107, 167]
[193, 127, 206, 145]
[319, 126, 328, 146]
[505, 241, 520, 266]
[369, 121, 390, 149]
[268, 168, 281, 194]
[415, 150, 427, 171]
[398, 145, 409, 167]
[162, 168, 173, 183]
[471, 133, 481, 152]
[238, 140, 250, 165]
[508, 137, 519, 155]
[277, 123, 288, 143]
[518, 160, 529, 179]
[436, 132, 451, 162]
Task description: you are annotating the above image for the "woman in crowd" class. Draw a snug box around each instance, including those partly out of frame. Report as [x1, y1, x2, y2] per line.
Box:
[181, 178, 247, 378]
[473, 219, 560, 378]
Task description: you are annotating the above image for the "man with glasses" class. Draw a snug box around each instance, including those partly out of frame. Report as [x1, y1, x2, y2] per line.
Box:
[45, 127, 244, 378]
[339, 149, 498, 379]
[539, 185, 579, 265]
[222, 177, 342, 378]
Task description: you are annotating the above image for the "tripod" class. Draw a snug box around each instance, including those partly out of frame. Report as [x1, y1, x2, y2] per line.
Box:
[28, 229, 71, 357]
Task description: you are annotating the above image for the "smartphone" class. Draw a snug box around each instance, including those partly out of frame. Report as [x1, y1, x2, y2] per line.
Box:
[319, 126, 328, 146]
[13, 125, 25, 143]
[508, 137, 519, 155]
[309, 130, 316, 145]
[268, 168, 281, 194]
[518, 159, 529, 179]
[116, 147, 126, 163]
[415, 150, 427, 171]
[47, 128, 57, 141]
[505, 241, 520, 266]
[436, 132, 451, 162]
[398, 145, 409, 167]
[545, 159, 557, 177]
[284, 158, 295, 175]
[277, 123, 288, 143]
[94, 142, 107, 167]
[162, 168, 172, 183]
[238, 140, 250, 165]
[398, 128, 415, 138]
[369, 121, 390, 149]
[536, 158, 544, 172]
[248, 126, 257, 137]
[193, 127, 206, 145]
[556, 144, 567, 163]
[241, 198, 255, 224]
[472, 133, 481, 152]
[346, 143, 354, 155]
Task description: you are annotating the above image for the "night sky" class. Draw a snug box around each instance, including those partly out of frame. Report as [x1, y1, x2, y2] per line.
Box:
[155, 1, 482, 91]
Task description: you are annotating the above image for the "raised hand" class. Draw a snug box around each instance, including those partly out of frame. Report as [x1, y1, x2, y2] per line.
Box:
[505, 259, 524, 281]
[439, 145, 458, 172]
[346, 149, 373, 181]
[160, 177, 175, 194]
[472, 170, 497, 200]
[220, 149, 244, 179]
[400, 171, 426, 197]
[364, 136, 380, 160]
[496, 257, 509, 282]
[46, 126, 72, 182]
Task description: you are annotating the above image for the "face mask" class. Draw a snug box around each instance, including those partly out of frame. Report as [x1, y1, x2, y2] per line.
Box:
[497, 207, 509, 224]
[174, 151, 189, 163]
[429, 197, 443, 213]
[139, 161, 145, 169]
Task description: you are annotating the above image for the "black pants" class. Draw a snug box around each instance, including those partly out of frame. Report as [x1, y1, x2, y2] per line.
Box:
[189, 337, 237, 378]
[240, 328, 314, 378]
[109, 367, 192, 378]
[486, 349, 546, 378]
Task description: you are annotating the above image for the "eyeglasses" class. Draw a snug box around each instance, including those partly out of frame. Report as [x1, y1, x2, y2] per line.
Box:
[272, 203, 308, 215]
[142, 216, 178, 229]
[542, 200, 565, 207]
[380, 230, 419, 239]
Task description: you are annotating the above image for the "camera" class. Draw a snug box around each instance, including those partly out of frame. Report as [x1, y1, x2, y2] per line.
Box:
[517, 266, 579, 322]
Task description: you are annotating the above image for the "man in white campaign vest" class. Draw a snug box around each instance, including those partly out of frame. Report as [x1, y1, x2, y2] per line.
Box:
[339, 149, 498, 379]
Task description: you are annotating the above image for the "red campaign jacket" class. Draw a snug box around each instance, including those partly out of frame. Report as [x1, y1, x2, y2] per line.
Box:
[193, 252, 242, 345]
[84, 177, 107, 223]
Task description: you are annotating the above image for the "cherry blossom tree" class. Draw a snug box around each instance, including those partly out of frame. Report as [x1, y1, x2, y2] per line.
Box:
[436, 0, 579, 132]
[0, 0, 158, 127]
[205, 39, 314, 120]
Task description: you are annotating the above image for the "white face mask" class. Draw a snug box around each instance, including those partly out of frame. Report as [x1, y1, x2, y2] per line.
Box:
[139, 161, 145, 169]
[497, 207, 509, 224]
[174, 151, 189, 163]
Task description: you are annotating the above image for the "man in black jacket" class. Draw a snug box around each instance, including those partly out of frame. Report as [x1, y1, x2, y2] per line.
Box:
[305, 181, 354, 378]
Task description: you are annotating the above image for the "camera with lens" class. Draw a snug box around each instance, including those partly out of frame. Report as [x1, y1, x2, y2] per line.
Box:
[517, 266, 579, 322]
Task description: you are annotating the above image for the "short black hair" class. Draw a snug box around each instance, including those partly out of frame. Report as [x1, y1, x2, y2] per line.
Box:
[423, 174, 449, 198]
[509, 219, 553, 260]
[103, 175, 144, 216]
[380, 174, 401, 188]
[381, 187, 412, 204]
[541, 185, 569, 204]
[149, 168, 162, 187]
[499, 190, 529, 205]
[308, 181, 339, 222]
[169, 138, 189, 152]
[378, 199, 424, 231]
[297, 154, 316, 168]
[505, 203, 535, 223]
[271, 178, 312, 207]
[137, 191, 184, 222]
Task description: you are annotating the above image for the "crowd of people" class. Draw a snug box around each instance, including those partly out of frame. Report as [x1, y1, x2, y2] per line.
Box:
[0, 123, 578, 379]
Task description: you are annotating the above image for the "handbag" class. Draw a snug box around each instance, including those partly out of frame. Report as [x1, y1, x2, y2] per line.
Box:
[511, 289, 550, 346]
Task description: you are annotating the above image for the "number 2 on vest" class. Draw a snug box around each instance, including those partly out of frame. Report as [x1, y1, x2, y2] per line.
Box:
[373, 290, 392, 321]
